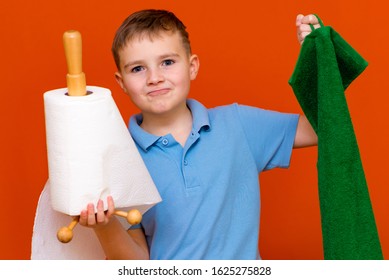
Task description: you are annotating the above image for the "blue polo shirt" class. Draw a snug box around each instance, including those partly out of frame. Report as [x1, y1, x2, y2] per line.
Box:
[129, 99, 298, 259]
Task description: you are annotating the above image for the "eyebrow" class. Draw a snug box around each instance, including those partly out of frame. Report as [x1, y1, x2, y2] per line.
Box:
[123, 53, 181, 70]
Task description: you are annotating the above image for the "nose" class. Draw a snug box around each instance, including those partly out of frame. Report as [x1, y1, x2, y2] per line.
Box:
[147, 67, 164, 85]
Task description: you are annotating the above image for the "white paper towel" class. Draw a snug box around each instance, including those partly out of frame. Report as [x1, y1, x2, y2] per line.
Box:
[32, 183, 106, 259]
[31, 86, 161, 259]
[43, 86, 161, 215]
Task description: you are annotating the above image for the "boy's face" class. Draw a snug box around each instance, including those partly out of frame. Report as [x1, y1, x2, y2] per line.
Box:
[115, 31, 199, 117]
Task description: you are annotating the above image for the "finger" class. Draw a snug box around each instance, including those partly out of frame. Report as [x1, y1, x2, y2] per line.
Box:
[310, 23, 321, 30]
[79, 210, 88, 226]
[87, 203, 96, 225]
[96, 199, 106, 223]
[296, 14, 304, 26]
[297, 24, 313, 34]
[106, 196, 115, 217]
[301, 14, 319, 25]
[299, 31, 312, 42]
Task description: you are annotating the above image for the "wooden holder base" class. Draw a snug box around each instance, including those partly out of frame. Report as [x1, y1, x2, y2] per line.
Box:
[56, 209, 142, 243]
[57, 31, 144, 244]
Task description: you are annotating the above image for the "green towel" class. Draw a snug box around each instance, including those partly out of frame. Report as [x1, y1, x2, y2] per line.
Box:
[289, 17, 383, 260]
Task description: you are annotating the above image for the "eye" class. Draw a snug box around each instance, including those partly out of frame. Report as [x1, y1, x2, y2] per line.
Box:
[162, 59, 175, 66]
[131, 66, 144, 73]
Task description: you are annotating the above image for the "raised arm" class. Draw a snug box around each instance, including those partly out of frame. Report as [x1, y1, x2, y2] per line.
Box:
[294, 115, 317, 148]
[293, 14, 320, 148]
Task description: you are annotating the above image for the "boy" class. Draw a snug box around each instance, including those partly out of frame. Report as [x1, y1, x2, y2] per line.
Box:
[79, 9, 319, 259]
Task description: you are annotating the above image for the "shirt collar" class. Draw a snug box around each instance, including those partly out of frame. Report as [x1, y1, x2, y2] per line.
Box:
[129, 99, 211, 152]
[187, 98, 211, 134]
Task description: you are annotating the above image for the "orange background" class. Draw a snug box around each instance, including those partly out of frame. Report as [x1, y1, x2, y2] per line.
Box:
[1, 0, 388, 259]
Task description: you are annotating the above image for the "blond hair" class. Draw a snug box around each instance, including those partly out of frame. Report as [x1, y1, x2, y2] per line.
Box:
[112, 9, 191, 70]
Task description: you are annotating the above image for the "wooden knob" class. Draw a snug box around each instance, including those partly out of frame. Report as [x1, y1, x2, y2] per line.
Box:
[114, 209, 142, 225]
[57, 226, 74, 243]
[63, 30, 86, 96]
[57, 217, 79, 243]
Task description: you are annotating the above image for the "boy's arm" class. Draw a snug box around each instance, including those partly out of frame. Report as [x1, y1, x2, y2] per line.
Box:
[79, 197, 149, 260]
[93, 218, 149, 260]
[294, 115, 317, 148]
[292, 14, 320, 148]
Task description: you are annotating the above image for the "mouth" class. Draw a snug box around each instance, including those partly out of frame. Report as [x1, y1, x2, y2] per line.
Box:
[147, 88, 170, 97]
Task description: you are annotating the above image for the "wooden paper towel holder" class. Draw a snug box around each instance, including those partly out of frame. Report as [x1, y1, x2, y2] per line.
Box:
[56, 30, 142, 243]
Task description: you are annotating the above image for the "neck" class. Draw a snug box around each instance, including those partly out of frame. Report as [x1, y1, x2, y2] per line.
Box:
[140, 103, 193, 147]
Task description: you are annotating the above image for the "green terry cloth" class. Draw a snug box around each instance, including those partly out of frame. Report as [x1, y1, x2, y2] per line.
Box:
[289, 17, 383, 260]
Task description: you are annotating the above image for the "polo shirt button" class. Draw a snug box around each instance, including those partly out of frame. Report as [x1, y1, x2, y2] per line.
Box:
[183, 160, 188, 166]
[162, 138, 169, 145]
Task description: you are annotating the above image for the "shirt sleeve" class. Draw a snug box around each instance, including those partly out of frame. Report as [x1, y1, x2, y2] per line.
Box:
[235, 104, 299, 171]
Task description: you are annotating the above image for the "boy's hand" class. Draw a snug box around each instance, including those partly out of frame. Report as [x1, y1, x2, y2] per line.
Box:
[79, 196, 115, 229]
[296, 14, 321, 45]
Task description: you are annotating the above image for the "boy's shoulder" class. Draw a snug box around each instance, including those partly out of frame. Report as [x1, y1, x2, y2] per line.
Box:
[206, 101, 266, 118]
[189, 99, 241, 121]
[191, 99, 276, 125]
[191, 99, 240, 113]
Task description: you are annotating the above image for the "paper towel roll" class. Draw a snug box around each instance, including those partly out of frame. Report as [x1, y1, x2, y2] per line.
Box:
[43, 86, 161, 215]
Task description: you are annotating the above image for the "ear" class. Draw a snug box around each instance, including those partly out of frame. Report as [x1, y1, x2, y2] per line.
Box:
[189, 54, 200, 80]
[114, 71, 127, 93]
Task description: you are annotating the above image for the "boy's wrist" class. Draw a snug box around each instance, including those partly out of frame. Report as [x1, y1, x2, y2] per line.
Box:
[93, 215, 118, 233]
